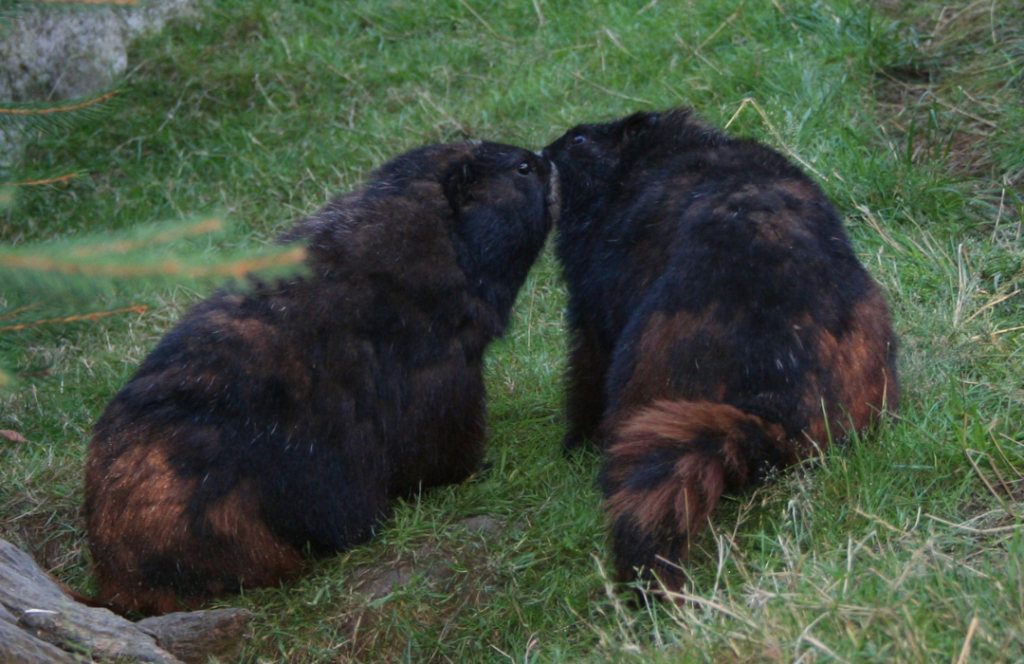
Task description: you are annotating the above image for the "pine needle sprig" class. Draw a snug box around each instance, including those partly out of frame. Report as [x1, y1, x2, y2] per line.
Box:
[0, 216, 308, 388]
[31, 0, 138, 5]
[0, 304, 149, 388]
[0, 305, 149, 334]
[0, 246, 308, 279]
[0, 0, 183, 390]
[0, 215, 308, 293]
[0, 89, 122, 131]
[9, 173, 78, 186]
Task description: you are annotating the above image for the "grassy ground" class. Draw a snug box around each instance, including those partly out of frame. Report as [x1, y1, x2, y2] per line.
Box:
[2, 0, 1023, 661]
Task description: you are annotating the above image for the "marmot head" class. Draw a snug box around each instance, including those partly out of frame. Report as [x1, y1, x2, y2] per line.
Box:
[542, 107, 728, 226]
[286, 141, 559, 330]
[435, 141, 558, 304]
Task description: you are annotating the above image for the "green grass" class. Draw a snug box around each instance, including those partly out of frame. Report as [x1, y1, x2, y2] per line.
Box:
[2, 0, 1024, 661]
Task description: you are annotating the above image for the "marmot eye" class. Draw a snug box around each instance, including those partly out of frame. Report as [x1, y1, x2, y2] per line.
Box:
[571, 133, 587, 145]
[516, 161, 532, 176]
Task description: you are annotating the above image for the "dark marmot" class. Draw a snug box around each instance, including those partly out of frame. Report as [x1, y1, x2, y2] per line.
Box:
[543, 108, 897, 593]
[85, 141, 559, 614]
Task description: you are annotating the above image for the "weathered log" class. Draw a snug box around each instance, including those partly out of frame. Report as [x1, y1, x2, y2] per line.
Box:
[0, 538, 252, 663]
[138, 609, 253, 664]
[0, 614, 82, 664]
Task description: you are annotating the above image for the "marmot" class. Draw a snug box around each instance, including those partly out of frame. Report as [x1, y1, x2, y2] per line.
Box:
[85, 141, 559, 614]
[543, 108, 897, 593]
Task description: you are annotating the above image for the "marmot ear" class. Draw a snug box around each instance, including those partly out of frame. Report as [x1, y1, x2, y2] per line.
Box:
[623, 111, 660, 140]
[441, 161, 477, 211]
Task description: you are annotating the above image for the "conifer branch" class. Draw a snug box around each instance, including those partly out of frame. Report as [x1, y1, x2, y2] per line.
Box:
[71, 217, 224, 257]
[0, 90, 119, 116]
[0, 301, 45, 323]
[0, 247, 307, 278]
[209, 248, 308, 278]
[27, 0, 138, 6]
[10, 173, 78, 186]
[0, 306, 149, 334]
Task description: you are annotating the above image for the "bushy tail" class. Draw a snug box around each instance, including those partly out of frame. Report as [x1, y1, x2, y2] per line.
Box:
[601, 400, 797, 593]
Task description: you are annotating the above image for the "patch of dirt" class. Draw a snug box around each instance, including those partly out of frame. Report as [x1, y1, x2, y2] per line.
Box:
[332, 515, 519, 663]
[869, 0, 1019, 183]
[346, 548, 458, 602]
[344, 516, 514, 603]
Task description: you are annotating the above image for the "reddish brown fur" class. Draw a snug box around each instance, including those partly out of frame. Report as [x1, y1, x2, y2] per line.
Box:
[603, 401, 792, 590]
[87, 435, 306, 614]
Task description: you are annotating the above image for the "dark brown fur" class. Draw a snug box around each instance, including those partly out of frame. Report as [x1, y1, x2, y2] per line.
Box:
[543, 108, 898, 593]
[85, 141, 557, 614]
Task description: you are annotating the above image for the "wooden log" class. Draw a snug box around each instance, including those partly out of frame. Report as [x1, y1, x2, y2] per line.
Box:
[0, 613, 81, 664]
[138, 609, 253, 664]
[0, 539, 251, 663]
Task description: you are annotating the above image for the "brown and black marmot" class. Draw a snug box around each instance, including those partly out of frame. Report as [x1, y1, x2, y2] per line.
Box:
[543, 108, 897, 593]
[85, 141, 559, 614]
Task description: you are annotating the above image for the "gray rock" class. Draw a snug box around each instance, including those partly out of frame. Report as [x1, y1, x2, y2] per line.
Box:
[0, 0, 199, 170]
[0, 1, 196, 103]
[0, 9, 128, 103]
